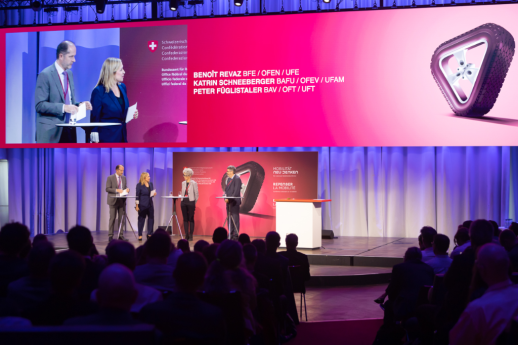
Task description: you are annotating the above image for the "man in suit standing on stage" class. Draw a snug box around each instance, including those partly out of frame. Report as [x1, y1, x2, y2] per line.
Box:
[106, 165, 130, 242]
[224, 165, 242, 241]
[35, 40, 92, 143]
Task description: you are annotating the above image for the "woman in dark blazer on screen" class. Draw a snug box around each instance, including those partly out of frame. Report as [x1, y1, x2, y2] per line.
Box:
[136, 172, 156, 241]
[90, 58, 138, 143]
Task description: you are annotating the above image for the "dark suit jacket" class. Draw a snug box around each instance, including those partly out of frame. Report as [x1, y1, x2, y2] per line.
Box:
[386, 260, 435, 318]
[138, 291, 225, 344]
[279, 250, 311, 281]
[0, 255, 29, 298]
[136, 182, 154, 210]
[35, 63, 79, 143]
[225, 176, 242, 206]
[90, 84, 129, 143]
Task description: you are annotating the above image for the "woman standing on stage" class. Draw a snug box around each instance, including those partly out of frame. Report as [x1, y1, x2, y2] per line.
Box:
[90, 58, 138, 143]
[136, 172, 156, 241]
[181, 168, 199, 241]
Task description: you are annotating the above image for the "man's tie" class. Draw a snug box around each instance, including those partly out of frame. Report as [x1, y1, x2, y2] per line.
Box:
[62, 71, 71, 123]
[118, 176, 121, 189]
[227, 178, 231, 186]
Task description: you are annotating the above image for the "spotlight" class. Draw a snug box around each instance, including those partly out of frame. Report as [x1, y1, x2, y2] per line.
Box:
[323, 0, 331, 3]
[169, 0, 179, 10]
[30, 0, 41, 11]
[234, 0, 243, 6]
[94, 0, 107, 13]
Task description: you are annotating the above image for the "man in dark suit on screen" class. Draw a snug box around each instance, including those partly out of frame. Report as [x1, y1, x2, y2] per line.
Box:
[224, 165, 242, 241]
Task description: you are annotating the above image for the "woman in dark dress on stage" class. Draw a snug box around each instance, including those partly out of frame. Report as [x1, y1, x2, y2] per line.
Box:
[136, 172, 156, 241]
[90, 58, 138, 143]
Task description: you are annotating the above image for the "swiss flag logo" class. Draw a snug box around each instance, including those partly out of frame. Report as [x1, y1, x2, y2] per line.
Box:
[148, 40, 158, 52]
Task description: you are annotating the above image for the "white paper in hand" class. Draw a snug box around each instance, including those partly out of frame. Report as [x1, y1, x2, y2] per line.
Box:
[120, 190, 129, 196]
[126, 103, 137, 124]
[151, 189, 156, 197]
[72, 103, 87, 122]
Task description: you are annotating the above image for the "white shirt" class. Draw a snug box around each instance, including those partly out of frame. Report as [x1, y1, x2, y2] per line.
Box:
[426, 254, 452, 274]
[450, 280, 518, 345]
[421, 247, 435, 263]
[450, 241, 471, 258]
[54, 61, 72, 114]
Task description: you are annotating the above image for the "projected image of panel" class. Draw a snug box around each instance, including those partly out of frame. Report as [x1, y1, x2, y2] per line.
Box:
[431, 23, 515, 117]
[5, 26, 187, 145]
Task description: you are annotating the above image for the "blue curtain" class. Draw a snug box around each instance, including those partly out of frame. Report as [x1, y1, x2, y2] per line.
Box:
[1, 146, 516, 238]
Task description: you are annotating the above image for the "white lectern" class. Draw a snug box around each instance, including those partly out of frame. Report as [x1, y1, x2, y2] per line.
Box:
[109, 195, 138, 240]
[275, 199, 331, 249]
[162, 196, 186, 239]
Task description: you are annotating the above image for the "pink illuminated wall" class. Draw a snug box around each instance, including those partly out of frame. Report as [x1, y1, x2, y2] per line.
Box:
[2, 5, 518, 147]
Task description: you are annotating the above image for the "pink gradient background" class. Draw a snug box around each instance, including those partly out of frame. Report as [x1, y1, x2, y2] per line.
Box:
[2, 5, 518, 147]
[172, 152, 318, 237]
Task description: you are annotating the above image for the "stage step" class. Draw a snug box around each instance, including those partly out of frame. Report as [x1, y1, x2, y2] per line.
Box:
[307, 254, 403, 268]
[308, 265, 391, 287]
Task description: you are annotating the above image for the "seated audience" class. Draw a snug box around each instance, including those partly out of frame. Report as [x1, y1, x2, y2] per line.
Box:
[450, 227, 470, 258]
[202, 243, 219, 265]
[204, 240, 257, 336]
[251, 239, 267, 256]
[499, 229, 518, 272]
[65, 264, 143, 326]
[139, 252, 225, 343]
[177, 239, 191, 253]
[462, 220, 473, 229]
[435, 219, 494, 343]
[167, 241, 182, 271]
[7, 241, 55, 313]
[450, 244, 518, 345]
[23, 250, 97, 325]
[278, 233, 311, 282]
[66, 225, 103, 301]
[90, 240, 162, 313]
[386, 247, 435, 319]
[238, 233, 251, 246]
[420, 226, 437, 263]
[212, 227, 228, 244]
[133, 230, 175, 292]
[243, 243, 269, 290]
[426, 234, 452, 274]
[509, 222, 518, 237]
[0, 222, 30, 298]
[32, 234, 48, 246]
[194, 239, 209, 254]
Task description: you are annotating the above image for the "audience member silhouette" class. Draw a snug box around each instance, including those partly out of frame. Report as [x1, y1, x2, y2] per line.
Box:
[426, 234, 452, 274]
[450, 244, 518, 345]
[64, 264, 143, 326]
[23, 250, 97, 325]
[133, 230, 175, 292]
[194, 239, 209, 253]
[499, 229, 518, 272]
[66, 225, 104, 301]
[278, 233, 311, 282]
[139, 252, 225, 344]
[0, 222, 30, 298]
[212, 227, 228, 244]
[204, 240, 257, 336]
[238, 233, 251, 246]
[202, 243, 219, 265]
[90, 240, 162, 313]
[32, 234, 48, 246]
[177, 239, 191, 253]
[450, 227, 470, 258]
[7, 241, 55, 313]
[420, 226, 437, 263]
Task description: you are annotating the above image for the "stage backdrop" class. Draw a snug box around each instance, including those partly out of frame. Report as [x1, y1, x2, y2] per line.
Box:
[172, 152, 318, 237]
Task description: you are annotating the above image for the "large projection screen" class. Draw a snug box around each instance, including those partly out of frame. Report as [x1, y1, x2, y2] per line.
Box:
[2, 5, 518, 147]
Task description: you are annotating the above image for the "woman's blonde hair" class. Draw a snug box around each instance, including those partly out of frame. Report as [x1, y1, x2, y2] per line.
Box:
[96, 58, 122, 93]
[139, 172, 150, 185]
